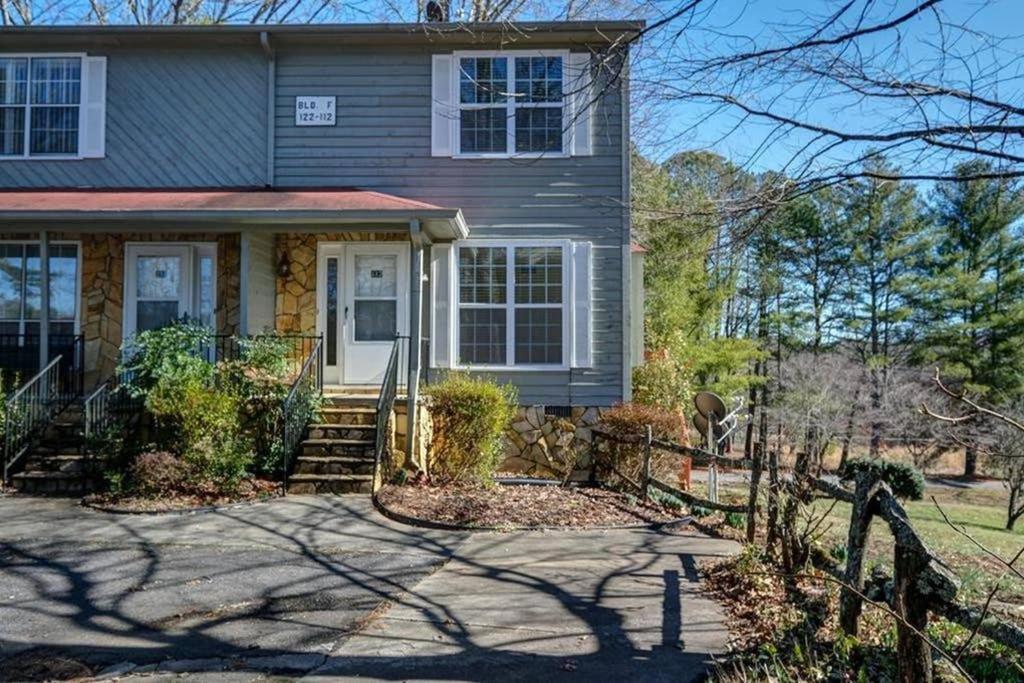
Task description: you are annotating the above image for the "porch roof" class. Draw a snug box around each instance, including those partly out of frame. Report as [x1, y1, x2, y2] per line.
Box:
[0, 188, 469, 240]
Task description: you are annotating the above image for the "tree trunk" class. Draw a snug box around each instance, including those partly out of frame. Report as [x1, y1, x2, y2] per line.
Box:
[746, 440, 763, 543]
[964, 444, 977, 478]
[839, 475, 880, 636]
[893, 542, 933, 683]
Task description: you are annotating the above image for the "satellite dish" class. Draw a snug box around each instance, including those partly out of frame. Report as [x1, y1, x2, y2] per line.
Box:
[692, 412, 724, 437]
[694, 391, 727, 421]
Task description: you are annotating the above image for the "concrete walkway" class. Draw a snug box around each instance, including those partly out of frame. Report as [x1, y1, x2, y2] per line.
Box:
[0, 495, 737, 682]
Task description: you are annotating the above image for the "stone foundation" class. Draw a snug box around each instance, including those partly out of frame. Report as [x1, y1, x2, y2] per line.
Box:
[502, 405, 607, 477]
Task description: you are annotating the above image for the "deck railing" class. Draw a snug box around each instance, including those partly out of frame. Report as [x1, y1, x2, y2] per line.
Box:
[280, 336, 323, 483]
[373, 335, 409, 491]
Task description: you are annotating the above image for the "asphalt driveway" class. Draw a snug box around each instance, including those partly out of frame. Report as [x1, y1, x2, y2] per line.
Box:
[0, 494, 737, 682]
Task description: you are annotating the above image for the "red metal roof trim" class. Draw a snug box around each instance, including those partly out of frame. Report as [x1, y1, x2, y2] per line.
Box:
[0, 188, 447, 213]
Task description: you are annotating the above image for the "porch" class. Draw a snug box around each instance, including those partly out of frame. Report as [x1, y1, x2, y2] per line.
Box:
[0, 188, 467, 488]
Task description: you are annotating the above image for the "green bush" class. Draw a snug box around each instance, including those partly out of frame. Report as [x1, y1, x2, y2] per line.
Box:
[425, 373, 517, 483]
[839, 458, 925, 500]
[176, 380, 252, 489]
[632, 355, 693, 412]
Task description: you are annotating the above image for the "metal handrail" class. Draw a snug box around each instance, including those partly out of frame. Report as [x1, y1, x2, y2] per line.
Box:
[279, 336, 323, 484]
[372, 335, 408, 491]
[3, 355, 62, 480]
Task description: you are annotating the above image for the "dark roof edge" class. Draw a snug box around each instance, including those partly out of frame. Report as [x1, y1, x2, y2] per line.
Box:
[0, 20, 644, 36]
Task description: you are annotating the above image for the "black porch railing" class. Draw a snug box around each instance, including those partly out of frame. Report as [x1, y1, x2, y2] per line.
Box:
[373, 335, 409, 491]
[280, 336, 323, 483]
[2, 335, 85, 480]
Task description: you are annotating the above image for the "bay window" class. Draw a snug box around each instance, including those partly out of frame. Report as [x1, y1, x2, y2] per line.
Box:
[457, 52, 566, 157]
[0, 242, 79, 338]
[457, 242, 567, 368]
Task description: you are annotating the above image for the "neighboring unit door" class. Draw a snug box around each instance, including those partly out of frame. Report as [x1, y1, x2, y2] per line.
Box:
[123, 243, 217, 340]
[318, 243, 408, 386]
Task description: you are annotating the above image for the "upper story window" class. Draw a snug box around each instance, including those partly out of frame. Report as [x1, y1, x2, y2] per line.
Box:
[457, 54, 565, 156]
[0, 54, 106, 160]
[1, 56, 82, 157]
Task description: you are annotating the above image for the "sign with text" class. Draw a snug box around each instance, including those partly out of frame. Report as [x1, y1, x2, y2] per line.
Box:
[295, 96, 336, 126]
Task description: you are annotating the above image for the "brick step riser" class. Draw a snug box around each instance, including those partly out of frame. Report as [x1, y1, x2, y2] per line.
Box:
[301, 444, 375, 458]
[12, 477, 99, 496]
[320, 411, 376, 426]
[287, 479, 373, 495]
[22, 457, 88, 474]
[307, 426, 376, 440]
[292, 460, 375, 476]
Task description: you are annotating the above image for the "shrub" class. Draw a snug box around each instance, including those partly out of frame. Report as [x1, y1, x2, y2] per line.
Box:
[632, 354, 693, 412]
[176, 381, 252, 490]
[596, 402, 682, 484]
[129, 451, 191, 497]
[121, 320, 213, 398]
[425, 373, 517, 483]
[839, 458, 925, 500]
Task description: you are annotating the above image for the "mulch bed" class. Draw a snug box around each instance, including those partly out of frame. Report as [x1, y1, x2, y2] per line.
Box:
[376, 482, 682, 528]
[83, 478, 280, 514]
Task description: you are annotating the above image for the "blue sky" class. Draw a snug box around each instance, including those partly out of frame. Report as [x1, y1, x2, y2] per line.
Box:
[628, 0, 1024, 176]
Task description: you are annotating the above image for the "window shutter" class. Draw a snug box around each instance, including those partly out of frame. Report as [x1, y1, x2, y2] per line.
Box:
[80, 56, 107, 159]
[431, 54, 456, 157]
[567, 52, 593, 157]
[570, 241, 593, 368]
[431, 244, 454, 367]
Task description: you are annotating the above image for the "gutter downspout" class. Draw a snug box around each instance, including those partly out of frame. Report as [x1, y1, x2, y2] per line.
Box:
[260, 31, 275, 188]
[407, 219, 430, 466]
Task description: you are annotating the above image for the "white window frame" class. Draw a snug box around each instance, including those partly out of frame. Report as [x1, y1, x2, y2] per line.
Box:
[452, 50, 570, 160]
[0, 239, 82, 336]
[0, 52, 88, 161]
[453, 238, 571, 371]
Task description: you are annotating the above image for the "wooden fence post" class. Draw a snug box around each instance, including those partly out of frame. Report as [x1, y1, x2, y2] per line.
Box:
[642, 424, 652, 501]
[894, 541, 933, 683]
[839, 473, 881, 636]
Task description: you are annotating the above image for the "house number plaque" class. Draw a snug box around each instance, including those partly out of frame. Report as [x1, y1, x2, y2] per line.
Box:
[295, 96, 336, 126]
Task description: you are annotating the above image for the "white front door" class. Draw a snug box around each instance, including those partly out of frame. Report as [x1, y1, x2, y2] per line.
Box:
[318, 243, 408, 386]
[123, 243, 216, 339]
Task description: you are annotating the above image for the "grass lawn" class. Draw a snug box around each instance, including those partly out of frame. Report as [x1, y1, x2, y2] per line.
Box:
[707, 480, 1024, 613]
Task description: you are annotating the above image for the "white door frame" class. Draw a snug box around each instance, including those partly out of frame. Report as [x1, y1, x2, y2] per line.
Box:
[123, 242, 216, 340]
[316, 242, 409, 387]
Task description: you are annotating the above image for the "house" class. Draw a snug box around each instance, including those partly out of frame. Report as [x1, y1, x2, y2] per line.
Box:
[0, 21, 643, 489]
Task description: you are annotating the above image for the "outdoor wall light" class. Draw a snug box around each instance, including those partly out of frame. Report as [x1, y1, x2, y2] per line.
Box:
[277, 252, 291, 278]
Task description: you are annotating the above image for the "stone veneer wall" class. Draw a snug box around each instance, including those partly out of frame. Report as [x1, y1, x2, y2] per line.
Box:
[78, 232, 240, 387]
[274, 232, 406, 334]
[502, 406, 607, 477]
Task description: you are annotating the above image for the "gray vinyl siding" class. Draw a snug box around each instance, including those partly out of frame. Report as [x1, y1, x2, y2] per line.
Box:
[274, 47, 626, 406]
[0, 47, 266, 188]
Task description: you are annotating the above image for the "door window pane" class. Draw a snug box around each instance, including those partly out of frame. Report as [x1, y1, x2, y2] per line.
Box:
[136, 256, 181, 299]
[326, 257, 338, 364]
[354, 255, 397, 297]
[198, 255, 214, 327]
[137, 301, 181, 333]
[354, 300, 396, 342]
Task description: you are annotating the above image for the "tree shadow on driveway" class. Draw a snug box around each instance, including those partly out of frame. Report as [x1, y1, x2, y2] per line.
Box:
[0, 496, 736, 682]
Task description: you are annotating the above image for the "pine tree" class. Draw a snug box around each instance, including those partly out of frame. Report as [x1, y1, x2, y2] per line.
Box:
[915, 160, 1024, 475]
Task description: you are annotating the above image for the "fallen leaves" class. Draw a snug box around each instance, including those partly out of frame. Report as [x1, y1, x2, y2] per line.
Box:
[378, 483, 681, 528]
